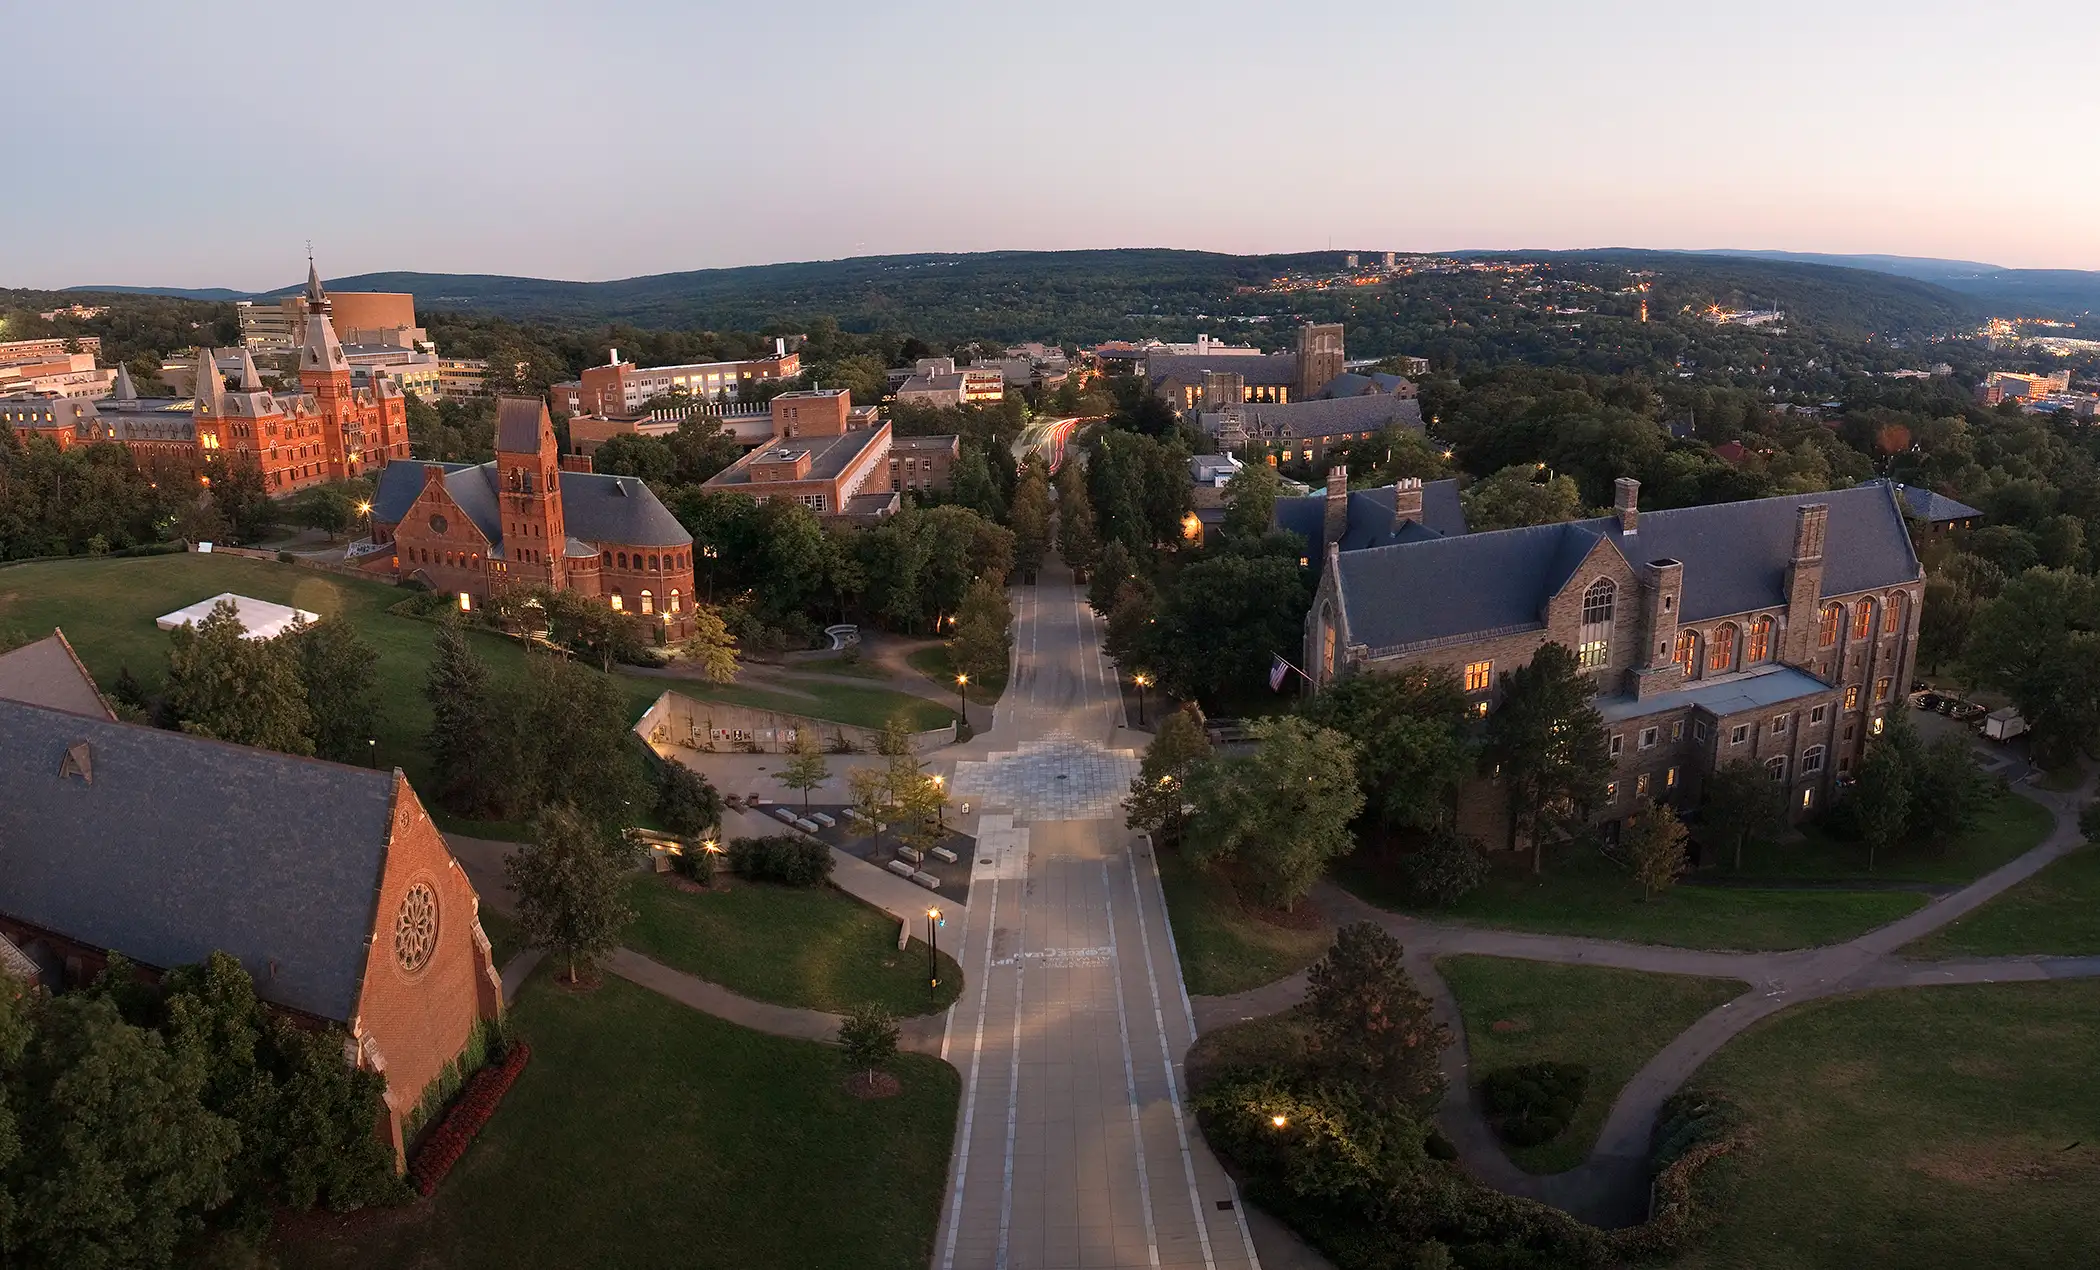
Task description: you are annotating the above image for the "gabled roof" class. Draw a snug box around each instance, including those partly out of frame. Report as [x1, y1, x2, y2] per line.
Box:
[372, 459, 692, 549]
[1205, 394, 1423, 438]
[0, 630, 114, 720]
[1336, 483, 1921, 656]
[1861, 478, 1982, 524]
[1316, 371, 1412, 398]
[495, 397, 549, 455]
[1148, 352, 1298, 387]
[1273, 479, 1467, 553]
[0, 699, 396, 1022]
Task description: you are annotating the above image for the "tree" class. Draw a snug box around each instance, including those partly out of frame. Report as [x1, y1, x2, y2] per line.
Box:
[676, 604, 739, 683]
[289, 483, 356, 541]
[1625, 802, 1690, 900]
[1459, 464, 1585, 531]
[1480, 643, 1610, 872]
[1852, 732, 1912, 873]
[1303, 922, 1447, 1112]
[1221, 460, 1285, 541]
[2, 992, 239, 1269]
[657, 762, 723, 840]
[837, 1004, 900, 1089]
[507, 803, 642, 984]
[1010, 457, 1050, 578]
[423, 618, 506, 817]
[163, 599, 313, 756]
[286, 615, 379, 763]
[1124, 705, 1211, 844]
[848, 765, 895, 852]
[1184, 717, 1364, 909]
[509, 654, 653, 828]
[1700, 759, 1785, 871]
[1912, 731, 1988, 852]
[948, 576, 1012, 685]
[1055, 461, 1098, 574]
[1965, 568, 2100, 766]
[946, 442, 1006, 521]
[1148, 552, 1307, 706]
[777, 727, 831, 812]
[592, 434, 677, 485]
[1302, 668, 1474, 831]
[1396, 827, 1490, 908]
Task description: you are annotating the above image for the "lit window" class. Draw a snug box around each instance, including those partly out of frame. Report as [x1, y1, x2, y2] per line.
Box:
[1464, 661, 1493, 693]
[1845, 685, 1861, 710]
[1675, 629, 1699, 675]
[1635, 773, 1651, 797]
[1819, 604, 1841, 647]
[1638, 726, 1658, 750]
[1802, 746, 1825, 774]
[1708, 624, 1737, 672]
[1801, 787, 1814, 810]
[1670, 720, 1684, 742]
[670, 589, 681, 613]
[1886, 591, 1906, 636]
[1871, 715, 1885, 736]
[1731, 724, 1749, 744]
[1578, 639, 1609, 668]
[1472, 700, 1489, 717]
[641, 590, 653, 615]
[1747, 616, 1772, 663]
[1851, 600, 1875, 640]
[1606, 780, 1620, 803]
[610, 592, 624, 612]
[1875, 677, 1891, 702]
[1665, 766, 1679, 788]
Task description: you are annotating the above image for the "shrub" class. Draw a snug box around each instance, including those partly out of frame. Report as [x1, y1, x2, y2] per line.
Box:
[1397, 829, 1490, 908]
[838, 1003, 900, 1077]
[657, 762, 723, 839]
[1479, 1062, 1589, 1147]
[277, 550, 297, 564]
[1613, 1088, 1752, 1261]
[726, 834, 833, 886]
[674, 843, 717, 885]
[1422, 1128, 1458, 1161]
[407, 1041, 532, 1196]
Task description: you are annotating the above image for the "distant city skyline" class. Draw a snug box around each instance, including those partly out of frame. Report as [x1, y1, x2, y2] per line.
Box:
[11, 0, 2097, 290]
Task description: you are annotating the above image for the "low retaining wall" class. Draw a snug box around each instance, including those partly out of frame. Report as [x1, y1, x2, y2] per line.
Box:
[634, 689, 955, 756]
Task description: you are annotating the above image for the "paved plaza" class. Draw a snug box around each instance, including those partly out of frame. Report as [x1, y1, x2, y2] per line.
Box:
[951, 734, 1141, 823]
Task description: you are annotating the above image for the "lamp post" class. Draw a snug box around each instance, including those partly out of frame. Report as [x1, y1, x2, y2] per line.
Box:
[926, 907, 943, 1000]
[931, 772, 946, 832]
[1132, 672, 1151, 727]
[356, 500, 373, 541]
[366, 738, 376, 768]
[956, 672, 969, 719]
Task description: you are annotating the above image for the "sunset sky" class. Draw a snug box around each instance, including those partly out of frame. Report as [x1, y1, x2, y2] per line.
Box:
[14, 0, 2097, 290]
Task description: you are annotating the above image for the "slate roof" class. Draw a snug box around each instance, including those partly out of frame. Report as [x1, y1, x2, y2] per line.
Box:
[1148, 352, 1298, 387]
[0, 698, 396, 1022]
[1861, 478, 1982, 524]
[1204, 394, 1423, 438]
[1273, 479, 1467, 553]
[1336, 483, 1921, 656]
[495, 398, 546, 454]
[371, 460, 691, 549]
[0, 631, 113, 720]
[1316, 371, 1412, 398]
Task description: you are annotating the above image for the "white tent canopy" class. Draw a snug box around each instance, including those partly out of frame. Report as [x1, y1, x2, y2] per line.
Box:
[155, 593, 321, 640]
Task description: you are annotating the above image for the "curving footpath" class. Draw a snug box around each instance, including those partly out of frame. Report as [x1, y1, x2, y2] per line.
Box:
[1192, 772, 2100, 1229]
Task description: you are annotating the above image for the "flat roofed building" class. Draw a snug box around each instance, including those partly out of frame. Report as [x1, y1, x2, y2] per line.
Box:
[549, 344, 802, 416]
[701, 419, 898, 520]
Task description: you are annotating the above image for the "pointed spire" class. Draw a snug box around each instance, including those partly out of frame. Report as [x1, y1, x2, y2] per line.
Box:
[305, 254, 328, 312]
[112, 363, 137, 401]
[193, 347, 225, 415]
[238, 347, 264, 391]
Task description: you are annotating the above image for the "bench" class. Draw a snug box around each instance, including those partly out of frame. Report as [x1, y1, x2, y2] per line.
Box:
[792, 817, 820, 834]
[810, 812, 837, 828]
[930, 846, 958, 864]
[911, 870, 941, 890]
[771, 807, 798, 824]
[896, 846, 924, 864]
[885, 859, 918, 880]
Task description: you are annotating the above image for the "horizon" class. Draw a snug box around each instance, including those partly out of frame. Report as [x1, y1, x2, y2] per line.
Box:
[11, 0, 2098, 290]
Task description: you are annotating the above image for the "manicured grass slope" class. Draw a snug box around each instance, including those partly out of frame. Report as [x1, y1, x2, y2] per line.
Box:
[276, 971, 959, 1270]
[906, 644, 1006, 706]
[1436, 956, 1746, 1174]
[673, 676, 957, 731]
[623, 875, 963, 1015]
[1903, 845, 2100, 958]
[1676, 980, 2100, 1270]
[1155, 848, 1330, 996]
[1772, 793, 2052, 883]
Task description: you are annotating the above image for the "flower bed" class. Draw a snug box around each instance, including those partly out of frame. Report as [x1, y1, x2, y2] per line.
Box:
[408, 1041, 532, 1196]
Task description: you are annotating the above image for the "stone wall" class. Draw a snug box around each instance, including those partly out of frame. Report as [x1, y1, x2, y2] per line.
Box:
[633, 689, 955, 757]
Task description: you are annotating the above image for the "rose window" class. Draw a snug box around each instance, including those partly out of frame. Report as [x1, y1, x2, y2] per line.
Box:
[394, 882, 439, 973]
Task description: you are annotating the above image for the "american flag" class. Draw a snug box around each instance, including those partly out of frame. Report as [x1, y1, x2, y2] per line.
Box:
[1269, 655, 1289, 691]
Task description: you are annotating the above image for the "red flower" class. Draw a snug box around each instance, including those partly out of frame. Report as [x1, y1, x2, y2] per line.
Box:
[408, 1043, 532, 1196]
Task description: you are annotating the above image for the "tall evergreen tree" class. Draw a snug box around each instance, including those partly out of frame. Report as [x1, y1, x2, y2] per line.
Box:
[287, 616, 379, 763]
[423, 618, 503, 816]
[1480, 642, 1610, 872]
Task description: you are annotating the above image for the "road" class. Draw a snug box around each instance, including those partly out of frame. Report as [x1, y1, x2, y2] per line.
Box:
[936, 563, 1261, 1270]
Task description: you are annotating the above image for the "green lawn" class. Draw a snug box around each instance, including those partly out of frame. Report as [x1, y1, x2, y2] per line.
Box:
[1674, 980, 2100, 1270]
[1902, 845, 2100, 958]
[1764, 793, 2052, 884]
[1335, 847, 1925, 953]
[478, 908, 523, 972]
[275, 969, 959, 1270]
[906, 643, 1006, 707]
[793, 652, 894, 679]
[623, 874, 962, 1015]
[675, 675, 958, 732]
[1155, 848, 1332, 996]
[1436, 956, 1746, 1174]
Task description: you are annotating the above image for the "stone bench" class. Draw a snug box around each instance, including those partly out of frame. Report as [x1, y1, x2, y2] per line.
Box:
[911, 870, 941, 890]
[896, 847, 924, 865]
[930, 846, 958, 864]
[885, 859, 918, 880]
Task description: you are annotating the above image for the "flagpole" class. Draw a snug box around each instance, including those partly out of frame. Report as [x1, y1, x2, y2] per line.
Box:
[1269, 653, 1314, 689]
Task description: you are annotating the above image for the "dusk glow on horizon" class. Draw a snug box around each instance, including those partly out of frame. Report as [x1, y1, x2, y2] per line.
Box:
[12, 0, 2098, 289]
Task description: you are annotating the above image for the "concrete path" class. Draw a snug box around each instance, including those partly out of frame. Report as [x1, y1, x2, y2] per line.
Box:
[1185, 771, 2100, 1228]
[936, 564, 1261, 1270]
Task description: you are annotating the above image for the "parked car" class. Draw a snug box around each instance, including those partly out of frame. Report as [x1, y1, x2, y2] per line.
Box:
[1950, 701, 1987, 723]
[1912, 691, 1943, 711]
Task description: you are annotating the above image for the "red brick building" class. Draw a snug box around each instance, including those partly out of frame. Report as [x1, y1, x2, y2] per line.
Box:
[371, 398, 700, 636]
[0, 632, 501, 1166]
[549, 345, 801, 417]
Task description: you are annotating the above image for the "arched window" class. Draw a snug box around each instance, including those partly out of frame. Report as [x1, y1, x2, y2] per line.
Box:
[640, 590, 654, 615]
[609, 591, 623, 612]
[669, 589, 681, 614]
[1802, 745, 1826, 774]
[1747, 615, 1773, 664]
[1578, 579, 1615, 669]
[1819, 603, 1842, 648]
[1766, 755, 1788, 783]
[1885, 591, 1906, 637]
[649, 554, 660, 571]
[1675, 629, 1700, 676]
[616, 552, 627, 569]
[1851, 599, 1875, 640]
[1708, 624, 1737, 673]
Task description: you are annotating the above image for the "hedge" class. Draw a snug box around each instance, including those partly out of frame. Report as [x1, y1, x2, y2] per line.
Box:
[407, 1041, 533, 1196]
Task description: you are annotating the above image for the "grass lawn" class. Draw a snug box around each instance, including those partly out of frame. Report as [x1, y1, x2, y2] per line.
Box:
[675, 675, 957, 732]
[0, 553, 663, 832]
[793, 651, 893, 679]
[275, 969, 959, 1270]
[477, 908, 523, 971]
[1436, 955, 1746, 1174]
[906, 643, 1006, 706]
[2035, 757, 2084, 793]
[1673, 980, 2100, 1270]
[1767, 792, 2052, 884]
[1155, 848, 1331, 996]
[1335, 847, 1925, 953]
[623, 874, 962, 1015]
[1902, 845, 2100, 958]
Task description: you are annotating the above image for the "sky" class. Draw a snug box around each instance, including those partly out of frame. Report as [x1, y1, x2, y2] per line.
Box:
[11, 0, 2098, 291]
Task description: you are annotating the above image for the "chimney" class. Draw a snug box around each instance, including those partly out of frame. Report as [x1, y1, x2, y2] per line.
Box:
[1390, 476, 1424, 528]
[422, 463, 446, 487]
[1633, 557, 1685, 699]
[1324, 465, 1350, 549]
[1614, 477, 1640, 534]
[1792, 503, 1828, 563]
[608, 347, 620, 367]
[775, 337, 786, 357]
[1782, 504, 1830, 664]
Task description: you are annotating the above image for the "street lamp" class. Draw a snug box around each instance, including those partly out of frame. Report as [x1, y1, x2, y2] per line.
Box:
[1270, 1114, 1288, 1129]
[956, 672, 969, 718]
[931, 772, 946, 832]
[356, 500, 373, 540]
[926, 907, 943, 1000]
[366, 738, 376, 768]
[1132, 672, 1151, 727]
